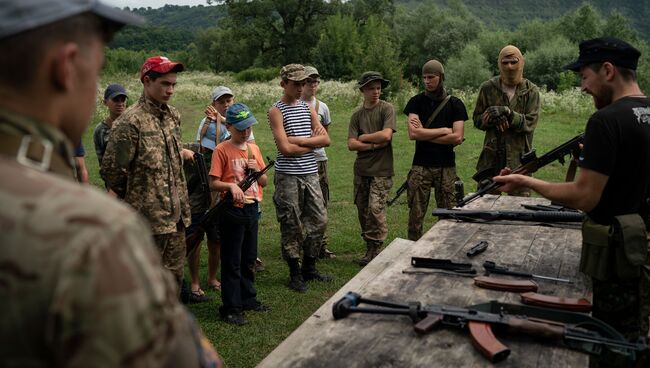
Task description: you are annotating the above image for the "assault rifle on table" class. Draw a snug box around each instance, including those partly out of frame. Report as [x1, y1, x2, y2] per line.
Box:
[457, 133, 584, 207]
[185, 157, 275, 256]
[387, 180, 409, 207]
[332, 291, 646, 363]
[432, 208, 584, 223]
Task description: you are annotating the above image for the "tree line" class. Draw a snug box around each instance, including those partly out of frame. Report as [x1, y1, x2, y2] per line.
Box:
[105, 0, 650, 92]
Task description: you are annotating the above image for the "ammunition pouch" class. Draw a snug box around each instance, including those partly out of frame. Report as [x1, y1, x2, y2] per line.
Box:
[580, 215, 648, 281]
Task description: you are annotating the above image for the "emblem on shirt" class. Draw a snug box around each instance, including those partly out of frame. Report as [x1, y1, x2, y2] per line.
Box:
[632, 107, 650, 125]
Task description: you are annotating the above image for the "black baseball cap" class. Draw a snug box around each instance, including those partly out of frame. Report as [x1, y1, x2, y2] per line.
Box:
[1, 0, 143, 40]
[104, 84, 127, 100]
[563, 37, 641, 72]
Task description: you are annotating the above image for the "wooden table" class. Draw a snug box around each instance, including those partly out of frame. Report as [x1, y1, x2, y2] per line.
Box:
[258, 195, 590, 368]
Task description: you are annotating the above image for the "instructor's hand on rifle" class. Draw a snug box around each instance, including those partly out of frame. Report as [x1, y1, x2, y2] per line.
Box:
[492, 168, 529, 193]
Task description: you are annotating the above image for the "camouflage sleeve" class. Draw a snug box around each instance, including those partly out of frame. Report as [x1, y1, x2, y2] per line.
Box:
[92, 125, 103, 164]
[52, 207, 213, 367]
[510, 85, 540, 134]
[472, 84, 491, 130]
[100, 118, 139, 198]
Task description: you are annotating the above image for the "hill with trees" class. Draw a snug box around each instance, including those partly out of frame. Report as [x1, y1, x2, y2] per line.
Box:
[105, 0, 650, 92]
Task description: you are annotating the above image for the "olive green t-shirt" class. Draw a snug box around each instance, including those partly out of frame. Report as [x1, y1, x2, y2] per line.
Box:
[348, 100, 396, 177]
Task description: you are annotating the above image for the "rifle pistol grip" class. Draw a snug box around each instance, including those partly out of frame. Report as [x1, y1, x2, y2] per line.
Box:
[413, 314, 442, 334]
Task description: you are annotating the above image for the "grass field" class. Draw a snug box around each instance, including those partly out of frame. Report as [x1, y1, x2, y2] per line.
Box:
[82, 71, 594, 367]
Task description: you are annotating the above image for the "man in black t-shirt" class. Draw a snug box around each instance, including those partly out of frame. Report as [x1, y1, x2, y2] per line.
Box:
[403, 60, 467, 240]
[494, 37, 649, 366]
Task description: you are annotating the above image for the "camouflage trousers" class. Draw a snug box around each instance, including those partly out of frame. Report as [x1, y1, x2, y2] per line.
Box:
[407, 165, 457, 241]
[589, 264, 650, 367]
[152, 223, 186, 291]
[354, 175, 392, 243]
[317, 160, 330, 249]
[273, 173, 327, 260]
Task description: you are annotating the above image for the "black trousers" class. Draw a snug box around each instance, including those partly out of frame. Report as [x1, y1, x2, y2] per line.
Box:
[218, 203, 258, 313]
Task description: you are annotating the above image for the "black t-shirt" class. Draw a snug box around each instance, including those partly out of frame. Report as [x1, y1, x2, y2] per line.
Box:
[579, 96, 650, 224]
[403, 93, 468, 167]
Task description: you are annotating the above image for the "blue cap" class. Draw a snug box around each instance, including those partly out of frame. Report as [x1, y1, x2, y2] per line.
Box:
[225, 103, 257, 131]
[1, 0, 144, 40]
[200, 120, 218, 151]
[103, 83, 127, 100]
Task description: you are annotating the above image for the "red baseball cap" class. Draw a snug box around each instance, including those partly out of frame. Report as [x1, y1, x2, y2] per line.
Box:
[140, 56, 184, 81]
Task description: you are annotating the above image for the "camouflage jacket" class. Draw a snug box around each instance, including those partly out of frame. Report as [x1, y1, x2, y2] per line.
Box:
[101, 95, 191, 234]
[472, 76, 540, 177]
[0, 113, 215, 367]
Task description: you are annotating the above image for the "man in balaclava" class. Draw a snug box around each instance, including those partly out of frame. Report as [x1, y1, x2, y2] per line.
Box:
[472, 45, 540, 196]
[403, 59, 468, 240]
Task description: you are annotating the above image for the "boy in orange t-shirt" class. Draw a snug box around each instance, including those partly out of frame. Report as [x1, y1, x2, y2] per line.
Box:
[209, 103, 269, 325]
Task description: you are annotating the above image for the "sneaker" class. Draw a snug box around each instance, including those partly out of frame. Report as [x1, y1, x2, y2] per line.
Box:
[243, 301, 271, 312]
[288, 274, 308, 293]
[254, 258, 265, 272]
[319, 248, 337, 259]
[220, 312, 248, 326]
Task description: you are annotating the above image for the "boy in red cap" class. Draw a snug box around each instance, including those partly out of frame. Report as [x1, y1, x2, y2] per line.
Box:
[102, 55, 195, 292]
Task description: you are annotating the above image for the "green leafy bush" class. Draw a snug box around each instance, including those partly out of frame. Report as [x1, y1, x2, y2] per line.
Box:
[234, 67, 279, 82]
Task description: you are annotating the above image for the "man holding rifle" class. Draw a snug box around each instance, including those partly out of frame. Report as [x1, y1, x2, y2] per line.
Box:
[494, 37, 650, 367]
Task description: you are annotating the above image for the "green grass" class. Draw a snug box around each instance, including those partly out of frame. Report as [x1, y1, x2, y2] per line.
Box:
[83, 72, 593, 367]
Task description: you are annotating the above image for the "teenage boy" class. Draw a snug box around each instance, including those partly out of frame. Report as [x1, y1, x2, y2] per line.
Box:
[403, 60, 467, 240]
[102, 55, 194, 291]
[93, 83, 127, 165]
[348, 71, 396, 266]
[268, 64, 331, 292]
[300, 66, 336, 259]
[209, 103, 269, 325]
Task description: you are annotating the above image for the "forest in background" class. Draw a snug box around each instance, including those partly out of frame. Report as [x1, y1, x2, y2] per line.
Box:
[105, 0, 650, 92]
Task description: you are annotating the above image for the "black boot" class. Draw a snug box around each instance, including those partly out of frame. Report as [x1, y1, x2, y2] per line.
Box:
[287, 258, 307, 292]
[302, 256, 333, 282]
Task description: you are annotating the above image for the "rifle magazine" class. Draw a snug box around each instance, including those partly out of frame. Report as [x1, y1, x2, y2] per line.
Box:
[520, 292, 592, 312]
[468, 321, 510, 363]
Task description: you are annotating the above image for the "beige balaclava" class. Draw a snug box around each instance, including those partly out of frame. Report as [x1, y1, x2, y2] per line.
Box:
[422, 59, 447, 101]
[498, 45, 524, 87]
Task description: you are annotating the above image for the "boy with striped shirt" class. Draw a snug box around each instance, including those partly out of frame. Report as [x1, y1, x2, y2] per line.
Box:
[268, 64, 332, 292]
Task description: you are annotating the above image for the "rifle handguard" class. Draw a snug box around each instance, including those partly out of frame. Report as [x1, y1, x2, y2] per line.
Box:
[474, 276, 538, 292]
[520, 292, 592, 312]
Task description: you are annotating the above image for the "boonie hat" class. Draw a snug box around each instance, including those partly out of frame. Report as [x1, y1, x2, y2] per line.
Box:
[280, 64, 308, 81]
[211, 86, 234, 102]
[226, 103, 258, 131]
[103, 83, 127, 100]
[563, 37, 641, 72]
[200, 120, 219, 151]
[357, 71, 389, 89]
[1, 0, 143, 40]
[140, 55, 184, 81]
[304, 66, 320, 78]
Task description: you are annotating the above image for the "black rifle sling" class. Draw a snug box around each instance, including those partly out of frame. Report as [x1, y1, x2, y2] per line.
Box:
[424, 95, 451, 129]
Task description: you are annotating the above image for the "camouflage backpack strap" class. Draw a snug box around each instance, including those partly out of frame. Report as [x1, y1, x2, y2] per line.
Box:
[0, 133, 75, 178]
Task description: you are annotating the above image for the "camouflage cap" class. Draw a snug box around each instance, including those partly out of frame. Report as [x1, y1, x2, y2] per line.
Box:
[357, 71, 389, 90]
[280, 64, 308, 81]
[304, 66, 320, 78]
[1, 0, 143, 40]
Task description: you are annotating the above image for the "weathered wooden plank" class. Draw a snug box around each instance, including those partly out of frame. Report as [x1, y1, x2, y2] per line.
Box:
[258, 196, 589, 368]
